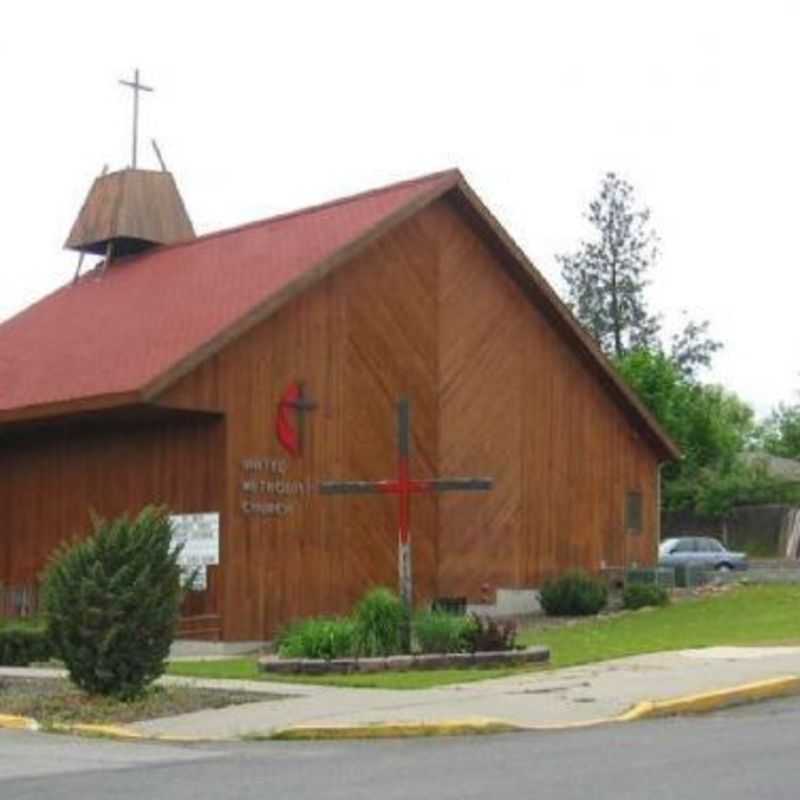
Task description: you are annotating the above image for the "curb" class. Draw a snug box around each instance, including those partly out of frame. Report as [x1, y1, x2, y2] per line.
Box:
[3, 675, 799, 743]
[0, 713, 38, 732]
[617, 675, 800, 722]
[270, 718, 518, 741]
[271, 675, 800, 740]
[0, 714, 211, 743]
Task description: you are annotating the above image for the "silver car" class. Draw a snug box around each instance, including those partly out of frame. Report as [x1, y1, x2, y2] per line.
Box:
[659, 537, 748, 573]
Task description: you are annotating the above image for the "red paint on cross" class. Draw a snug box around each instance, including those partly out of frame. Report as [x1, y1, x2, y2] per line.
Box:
[375, 459, 435, 545]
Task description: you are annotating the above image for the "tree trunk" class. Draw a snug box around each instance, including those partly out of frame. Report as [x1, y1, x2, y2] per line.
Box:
[610, 261, 623, 357]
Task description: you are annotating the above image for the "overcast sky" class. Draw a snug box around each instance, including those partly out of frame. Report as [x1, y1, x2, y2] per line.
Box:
[1, 1, 797, 417]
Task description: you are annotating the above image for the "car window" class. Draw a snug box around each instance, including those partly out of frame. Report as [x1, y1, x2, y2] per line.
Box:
[702, 538, 724, 552]
[672, 539, 696, 553]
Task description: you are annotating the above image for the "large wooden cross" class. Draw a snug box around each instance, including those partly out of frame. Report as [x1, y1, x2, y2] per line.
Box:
[320, 398, 492, 607]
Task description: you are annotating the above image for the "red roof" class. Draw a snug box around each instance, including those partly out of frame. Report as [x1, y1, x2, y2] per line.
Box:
[0, 169, 459, 420]
[0, 167, 679, 460]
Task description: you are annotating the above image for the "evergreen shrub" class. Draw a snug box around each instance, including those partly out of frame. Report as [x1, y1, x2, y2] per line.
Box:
[539, 570, 608, 616]
[623, 583, 670, 610]
[42, 507, 183, 699]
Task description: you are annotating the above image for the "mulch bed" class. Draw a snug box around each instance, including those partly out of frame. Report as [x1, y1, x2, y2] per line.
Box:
[0, 676, 284, 726]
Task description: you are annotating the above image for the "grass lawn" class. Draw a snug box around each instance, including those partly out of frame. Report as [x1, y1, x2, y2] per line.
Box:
[520, 584, 800, 668]
[167, 661, 537, 690]
[167, 585, 800, 689]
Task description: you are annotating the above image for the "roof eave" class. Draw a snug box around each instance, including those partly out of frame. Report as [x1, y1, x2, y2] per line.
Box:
[0, 390, 145, 428]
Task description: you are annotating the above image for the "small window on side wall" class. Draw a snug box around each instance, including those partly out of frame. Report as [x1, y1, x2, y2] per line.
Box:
[626, 491, 643, 535]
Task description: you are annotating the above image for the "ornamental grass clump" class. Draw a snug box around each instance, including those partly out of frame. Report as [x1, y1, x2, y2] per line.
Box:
[277, 617, 357, 660]
[539, 569, 608, 617]
[354, 587, 409, 656]
[412, 611, 475, 654]
[42, 506, 183, 700]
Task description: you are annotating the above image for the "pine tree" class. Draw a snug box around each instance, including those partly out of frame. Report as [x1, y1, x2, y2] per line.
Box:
[558, 172, 721, 376]
[558, 172, 661, 359]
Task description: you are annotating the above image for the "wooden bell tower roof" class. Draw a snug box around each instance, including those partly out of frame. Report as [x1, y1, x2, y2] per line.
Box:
[64, 168, 195, 256]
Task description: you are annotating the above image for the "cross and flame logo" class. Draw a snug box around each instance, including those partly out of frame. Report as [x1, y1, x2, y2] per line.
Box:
[276, 382, 317, 456]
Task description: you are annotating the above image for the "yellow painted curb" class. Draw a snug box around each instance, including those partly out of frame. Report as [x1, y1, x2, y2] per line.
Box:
[270, 676, 800, 740]
[0, 713, 213, 743]
[57, 723, 145, 740]
[53, 723, 214, 743]
[271, 717, 519, 741]
[0, 713, 38, 731]
[618, 675, 800, 721]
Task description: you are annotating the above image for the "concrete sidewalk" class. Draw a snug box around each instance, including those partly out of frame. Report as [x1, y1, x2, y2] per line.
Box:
[148, 646, 800, 737]
[7, 646, 799, 739]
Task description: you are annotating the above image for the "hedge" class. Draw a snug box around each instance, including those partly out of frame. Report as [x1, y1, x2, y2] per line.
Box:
[0, 622, 52, 666]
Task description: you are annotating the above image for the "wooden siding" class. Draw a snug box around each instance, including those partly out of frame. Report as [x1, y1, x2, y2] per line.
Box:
[0, 414, 223, 618]
[431, 199, 659, 595]
[65, 169, 194, 254]
[159, 209, 441, 640]
[158, 195, 659, 638]
[1, 193, 661, 641]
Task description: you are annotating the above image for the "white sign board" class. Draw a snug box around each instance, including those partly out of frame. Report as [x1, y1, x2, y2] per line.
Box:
[170, 513, 220, 591]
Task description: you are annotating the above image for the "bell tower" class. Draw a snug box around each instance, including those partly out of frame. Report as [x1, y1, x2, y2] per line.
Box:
[66, 70, 194, 266]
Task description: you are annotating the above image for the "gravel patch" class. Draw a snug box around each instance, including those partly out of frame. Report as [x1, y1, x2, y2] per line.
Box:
[0, 675, 285, 726]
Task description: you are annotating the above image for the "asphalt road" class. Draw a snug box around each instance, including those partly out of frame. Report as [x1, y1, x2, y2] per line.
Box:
[2, 697, 799, 800]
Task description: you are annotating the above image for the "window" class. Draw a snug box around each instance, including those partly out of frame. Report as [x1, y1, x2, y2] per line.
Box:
[626, 491, 643, 534]
[673, 538, 696, 553]
[702, 538, 724, 553]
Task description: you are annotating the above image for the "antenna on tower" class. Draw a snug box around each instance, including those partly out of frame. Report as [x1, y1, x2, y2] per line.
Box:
[151, 139, 168, 172]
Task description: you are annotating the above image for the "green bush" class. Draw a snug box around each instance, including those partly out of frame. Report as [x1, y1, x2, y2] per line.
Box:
[277, 617, 356, 660]
[465, 615, 518, 652]
[354, 587, 409, 656]
[674, 563, 710, 589]
[42, 507, 183, 699]
[539, 570, 608, 616]
[413, 611, 475, 654]
[623, 584, 670, 610]
[0, 622, 52, 666]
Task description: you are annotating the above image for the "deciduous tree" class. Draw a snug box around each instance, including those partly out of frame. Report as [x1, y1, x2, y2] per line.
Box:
[616, 349, 759, 513]
[756, 400, 800, 459]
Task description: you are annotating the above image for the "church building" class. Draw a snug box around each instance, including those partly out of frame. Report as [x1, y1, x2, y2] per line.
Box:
[0, 160, 678, 642]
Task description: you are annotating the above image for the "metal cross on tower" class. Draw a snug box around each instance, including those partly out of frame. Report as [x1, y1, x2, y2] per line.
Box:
[320, 398, 493, 608]
[119, 68, 154, 169]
